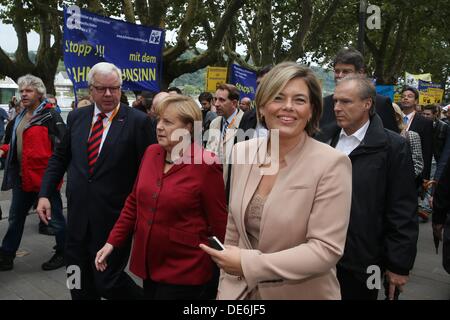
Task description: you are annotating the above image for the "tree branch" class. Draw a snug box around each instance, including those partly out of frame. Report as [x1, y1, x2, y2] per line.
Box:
[135, 0, 150, 25]
[306, 0, 342, 48]
[147, 0, 168, 28]
[242, 4, 260, 65]
[164, 0, 198, 62]
[259, 0, 273, 65]
[12, 0, 32, 67]
[224, 47, 257, 71]
[0, 47, 16, 78]
[288, 0, 312, 61]
[122, 0, 136, 23]
[86, 0, 105, 15]
[387, 12, 407, 76]
[364, 33, 379, 57]
[166, 0, 245, 81]
[201, 16, 213, 46]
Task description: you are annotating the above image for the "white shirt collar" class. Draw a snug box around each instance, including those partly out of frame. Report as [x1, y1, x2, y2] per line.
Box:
[225, 108, 238, 124]
[339, 119, 370, 143]
[93, 103, 119, 120]
[405, 111, 415, 122]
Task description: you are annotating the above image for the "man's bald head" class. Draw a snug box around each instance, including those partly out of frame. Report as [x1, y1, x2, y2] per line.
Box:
[239, 97, 252, 112]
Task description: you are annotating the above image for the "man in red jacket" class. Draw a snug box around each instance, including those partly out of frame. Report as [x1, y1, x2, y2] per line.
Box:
[0, 74, 66, 271]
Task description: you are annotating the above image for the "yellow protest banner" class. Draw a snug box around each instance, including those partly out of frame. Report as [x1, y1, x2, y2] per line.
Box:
[419, 88, 444, 105]
[205, 66, 228, 92]
[418, 80, 444, 105]
[405, 72, 432, 88]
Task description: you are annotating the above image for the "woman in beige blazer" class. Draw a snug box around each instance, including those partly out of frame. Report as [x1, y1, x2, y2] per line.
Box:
[200, 62, 352, 300]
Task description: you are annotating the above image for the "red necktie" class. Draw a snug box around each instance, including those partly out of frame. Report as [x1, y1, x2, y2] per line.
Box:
[87, 113, 106, 175]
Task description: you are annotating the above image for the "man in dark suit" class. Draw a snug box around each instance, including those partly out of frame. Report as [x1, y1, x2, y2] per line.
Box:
[432, 158, 450, 274]
[400, 86, 433, 181]
[37, 62, 156, 300]
[316, 76, 418, 300]
[320, 48, 399, 134]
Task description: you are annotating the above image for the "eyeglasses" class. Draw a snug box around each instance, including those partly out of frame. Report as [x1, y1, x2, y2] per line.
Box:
[91, 85, 121, 94]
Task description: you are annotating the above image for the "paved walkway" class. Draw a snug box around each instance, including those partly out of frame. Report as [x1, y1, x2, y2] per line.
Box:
[0, 174, 449, 299]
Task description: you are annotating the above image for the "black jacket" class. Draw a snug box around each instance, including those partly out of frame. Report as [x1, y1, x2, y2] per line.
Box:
[409, 113, 433, 180]
[39, 104, 156, 244]
[432, 157, 450, 273]
[316, 115, 418, 276]
[432, 119, 448, 163]
[320, 94, 399, 134]
[238, 108, 257, 132]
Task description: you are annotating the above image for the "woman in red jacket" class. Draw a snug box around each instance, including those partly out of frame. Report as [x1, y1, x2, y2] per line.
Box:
[95, 95, 227, 299]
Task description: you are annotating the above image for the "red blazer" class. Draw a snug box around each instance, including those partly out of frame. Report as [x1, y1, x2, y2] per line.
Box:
[107, 143, 227, 285]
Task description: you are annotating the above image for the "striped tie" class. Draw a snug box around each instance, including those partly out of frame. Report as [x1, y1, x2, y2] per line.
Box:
[222, 119, 229, 141]
[87, 113, 106, 175]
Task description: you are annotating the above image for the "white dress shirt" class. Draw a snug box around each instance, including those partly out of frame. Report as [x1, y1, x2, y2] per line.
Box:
[90, 104, 119, 153]
[335, 120, 370, 156]
[222, 108, 239, 140]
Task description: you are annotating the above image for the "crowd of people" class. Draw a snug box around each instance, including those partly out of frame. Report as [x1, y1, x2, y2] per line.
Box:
[0, 47, 449, 300]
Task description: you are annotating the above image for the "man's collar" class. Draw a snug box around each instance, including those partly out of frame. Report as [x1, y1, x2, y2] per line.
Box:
[340, 119, 370, 142]
[94, 103, 120, 118]
[405, 111, 415, 121]
[225, 108, 239, 123]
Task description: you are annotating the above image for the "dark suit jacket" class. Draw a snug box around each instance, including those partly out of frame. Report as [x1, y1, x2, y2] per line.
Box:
[315, 115, 418, 277]
[409, 113, 433, 180]
[432, 158, 450, 273]
[39, 103, 156, 246]
[320, 94, 399, 134]
[238, 108, 257, 132]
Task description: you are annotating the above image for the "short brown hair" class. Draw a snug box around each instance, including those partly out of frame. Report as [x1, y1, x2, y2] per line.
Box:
[422, 104, 438, 114]
[216, 84, 240, 102]
[255, 62, 322, 136]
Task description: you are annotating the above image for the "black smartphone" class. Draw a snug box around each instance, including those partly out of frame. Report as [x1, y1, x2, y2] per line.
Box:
[208, 236, 225, 251]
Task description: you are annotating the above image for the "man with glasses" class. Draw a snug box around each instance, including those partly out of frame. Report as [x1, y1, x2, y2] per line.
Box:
[320, 48, 398, 134]
[37, 62, 156, 299]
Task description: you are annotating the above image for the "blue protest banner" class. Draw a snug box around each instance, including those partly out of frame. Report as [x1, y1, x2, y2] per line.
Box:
[418, 79, 441, 91]
[376, 85, 394, 102]
[63, 5, 164, 92]
[229, 64, 257, 100]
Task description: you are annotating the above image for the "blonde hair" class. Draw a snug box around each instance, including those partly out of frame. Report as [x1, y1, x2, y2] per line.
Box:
[392, 102, 405, 132]
[255, 62, 322, 136]
[155, 95, 202, 135]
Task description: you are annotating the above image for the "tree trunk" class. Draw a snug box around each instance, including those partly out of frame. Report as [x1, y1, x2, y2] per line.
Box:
[288, 0, 312, 61]
[148, 0, 169, 28]
[122, 0, 136, 23]
[259, 0, 274, 66]
[163, 0, 245, 86]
